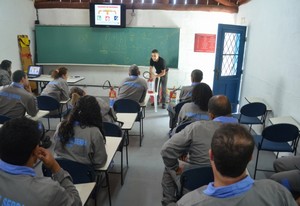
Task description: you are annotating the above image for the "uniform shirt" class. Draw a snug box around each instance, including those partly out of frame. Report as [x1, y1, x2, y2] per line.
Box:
[0, 160, 81, 206]
[179, 82, 200, 102]
[177, 178, 297, 206]
[117, 75, 148, 103]
[41, 77, 70, 102]
[54, 123, 107, 168]
[177, 102, 209, 125]
[150, 56, 167, 74]
[0, 82, 38, 118]
[0, 69, 11, 86]
[97, 97, 117, 123]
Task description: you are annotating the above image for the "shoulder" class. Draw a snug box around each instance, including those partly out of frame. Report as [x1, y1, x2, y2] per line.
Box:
[177, 186, 208, 206]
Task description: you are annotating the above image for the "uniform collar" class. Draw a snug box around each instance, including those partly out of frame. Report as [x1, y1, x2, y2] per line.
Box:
[0, 160, 36, 177]
[11, 82, 24, 89]
[213, 116, 238, 123]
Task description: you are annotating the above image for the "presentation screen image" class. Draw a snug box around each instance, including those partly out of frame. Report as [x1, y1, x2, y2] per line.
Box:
[28, 66, 41, 75]
[94, 4, 121, 26]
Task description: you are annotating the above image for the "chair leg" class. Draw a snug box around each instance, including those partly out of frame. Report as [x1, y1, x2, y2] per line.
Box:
[139, 121, 142, 147]
[254, 148, 260, 179]
[47, 117, 50, 131]
[121, 146, 124, 186]
[105, 171, 112, 206]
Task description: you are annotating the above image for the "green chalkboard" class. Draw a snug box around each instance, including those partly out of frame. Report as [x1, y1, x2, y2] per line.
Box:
[35, 25, 180, 68]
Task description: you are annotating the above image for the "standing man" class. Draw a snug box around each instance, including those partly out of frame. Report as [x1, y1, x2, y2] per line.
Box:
[150, 49, 168, 109]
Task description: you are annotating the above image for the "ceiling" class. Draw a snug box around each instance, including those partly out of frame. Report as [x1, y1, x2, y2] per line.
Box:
[35, 0, 250, 13]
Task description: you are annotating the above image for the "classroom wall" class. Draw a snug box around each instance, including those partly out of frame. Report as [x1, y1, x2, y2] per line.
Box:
[236, 0, 300, 124]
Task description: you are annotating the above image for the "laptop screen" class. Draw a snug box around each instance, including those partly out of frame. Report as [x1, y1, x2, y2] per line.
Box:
[27, 65, 42, 77]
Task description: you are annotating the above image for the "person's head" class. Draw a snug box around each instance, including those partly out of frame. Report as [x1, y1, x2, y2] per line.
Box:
[70, 86, 86, 98]
[151, 49, 160, 62]
[51, 67, 68, 80]
[12, 70, 29, 87]
[129, 64, 140, 76]
[191, 69, 203, 83]
[210, 123, 254, 178]
[59, 95, 104, 146]
[0, 118, 40, 166]
[192, 83, 213, 111]
[208, 95, 232, 119]
[0, 60, 12, 72]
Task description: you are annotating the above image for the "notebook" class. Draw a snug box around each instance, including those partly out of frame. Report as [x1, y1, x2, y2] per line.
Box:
[27, 65, 43, 78]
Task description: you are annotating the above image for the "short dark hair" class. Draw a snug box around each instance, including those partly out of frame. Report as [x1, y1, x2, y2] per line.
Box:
[0, 60, 12, 71]
[191, 69, 203, 82]
[152, 49, 159, 54]
[129, 64, 139, 76]
[12, 70, 26, 82]
[0, 118, 40, 165]
[192, 83, 213, 111]
[208, 95, 232, 117]
[211, 124, 254, 177]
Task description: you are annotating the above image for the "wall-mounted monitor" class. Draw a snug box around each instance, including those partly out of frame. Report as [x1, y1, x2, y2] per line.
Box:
[90, 3, 126, 28]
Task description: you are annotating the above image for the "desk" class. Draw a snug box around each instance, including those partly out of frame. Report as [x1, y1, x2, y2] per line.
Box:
[75, 182, 96, 204]
[116, 113, 137, 130]
[245, 97, 272, 111]
[25, 110, 49, 121]
[269, 116, 300, 130]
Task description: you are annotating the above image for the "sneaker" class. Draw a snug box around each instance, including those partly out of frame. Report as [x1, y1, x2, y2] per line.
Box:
[162, 104, 166, 109]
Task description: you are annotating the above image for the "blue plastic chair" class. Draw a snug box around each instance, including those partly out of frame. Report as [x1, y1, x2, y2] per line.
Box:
[0, 115, 10, 124]
[253, 123, 299, 179]
[113, 98, 144, 146]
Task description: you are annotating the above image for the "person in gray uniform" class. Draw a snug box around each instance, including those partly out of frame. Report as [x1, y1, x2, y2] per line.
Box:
[176, 124, 297, 206]
[179, 69, 203, 102]
[270, 156, 300, 204]
[117, 64, 148, 103]
[0, 60, 12, 86]
[41, 66, 70, 114]
[70, 86, 117, 123]
[0, 70, 38, 118]
[54, 95, 107, 168]
[0, 117, 81, 206]
[177, 83, 213, 125]
[161, 95, 238, 206]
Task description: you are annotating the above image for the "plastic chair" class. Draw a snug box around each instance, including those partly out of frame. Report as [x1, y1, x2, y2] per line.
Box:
[148, 77, 160, 112]
[169, 101, 190, 137]
[233, 102, 267, 131]
[253, 123, 299, 179]
[37, 96, 67, 131]
[178, 166, 214, 199]
[113, 98, 144, 146]
[0, 115, 10, 124]
[103, 122, 126, 185]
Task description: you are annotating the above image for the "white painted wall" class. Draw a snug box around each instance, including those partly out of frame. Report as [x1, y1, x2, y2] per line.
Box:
[236, 0, 300, 125]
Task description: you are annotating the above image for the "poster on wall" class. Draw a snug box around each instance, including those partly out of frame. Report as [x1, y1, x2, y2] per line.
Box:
[194, 33, 216, 53]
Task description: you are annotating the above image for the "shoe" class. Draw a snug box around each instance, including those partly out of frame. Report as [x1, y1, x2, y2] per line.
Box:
[162, 104, 166, 109]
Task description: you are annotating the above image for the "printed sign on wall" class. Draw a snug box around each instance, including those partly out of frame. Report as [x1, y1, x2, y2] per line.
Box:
[194, 34, 216, 53]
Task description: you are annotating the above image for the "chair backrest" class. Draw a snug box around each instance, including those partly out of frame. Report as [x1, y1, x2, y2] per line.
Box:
[262, 123, 299, 143]
[0, 115, 10, 124]
[174, 101, 189, 114]
[180, 166, 214, 197]
[113, 98, 141, 113]
[37, 96, 60, 111]
[42, 158, 95, 184]
[175, 121, 193, 134]
[240, 102, 266, 117]
[103, 122, 122, 137]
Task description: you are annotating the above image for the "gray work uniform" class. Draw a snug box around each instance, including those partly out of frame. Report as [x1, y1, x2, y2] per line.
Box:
[54, 124, 107, 168]
[270, 156, 300, 195]
[177, 102, 209, 125]
[0, 83, 38, 118]
[0, 161, 81, 206]
[0, 69, 11, 86]
[176, 179, 297, 206]
[179, 85, 194, 102]
[117, 76, 148, 103]
[97, 97, 117, 123]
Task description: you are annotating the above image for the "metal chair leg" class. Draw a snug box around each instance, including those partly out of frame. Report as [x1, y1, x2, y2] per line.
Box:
[254, 148, 260, 179]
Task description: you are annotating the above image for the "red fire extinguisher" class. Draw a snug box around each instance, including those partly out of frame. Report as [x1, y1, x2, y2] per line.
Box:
[169, 87, 177, 104]
[109, 87, 117, 108]
[147, 78, 155, 93]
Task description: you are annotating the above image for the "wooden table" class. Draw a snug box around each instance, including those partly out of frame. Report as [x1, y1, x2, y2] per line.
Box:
[75, 182, 96, 204]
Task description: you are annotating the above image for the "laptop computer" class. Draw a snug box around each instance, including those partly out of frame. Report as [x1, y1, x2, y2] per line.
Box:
[27, 65, 43, 78]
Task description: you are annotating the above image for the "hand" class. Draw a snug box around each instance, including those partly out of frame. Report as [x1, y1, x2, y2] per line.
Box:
[24, 84, 32, 93]
[36, 147, 61, 174]
[179, 154, 188, 162]
[176, 166, 184, 175]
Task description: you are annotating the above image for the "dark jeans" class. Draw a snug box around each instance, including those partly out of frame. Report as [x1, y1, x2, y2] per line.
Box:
[155, 72, 168, 104]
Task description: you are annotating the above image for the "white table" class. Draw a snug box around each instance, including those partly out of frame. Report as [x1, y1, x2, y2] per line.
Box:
[25, 110, 50, 121]
[269, 116, 300, 130]
[116, 113, 137, 130]
[245, 96, 272, 111]
[75, 182, 96, 204]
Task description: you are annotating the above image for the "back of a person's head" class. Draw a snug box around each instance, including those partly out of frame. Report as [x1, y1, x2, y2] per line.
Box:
[211, 123, 254, 177]
[51, 66, 68, 79]
[12, 70, 26, 83]
[0, 60, 12, 71]
[70, 86, 85, 98]
[129, 64, 140, 76]
[191, 69, 203, 83]
[208, 95, 232, 117]
[192, 83, 213, 111]
[0, 118, 40, 166]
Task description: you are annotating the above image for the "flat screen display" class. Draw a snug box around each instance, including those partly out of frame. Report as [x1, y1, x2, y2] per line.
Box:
[90, 3, 126, 28]
[27, 65, 42, 78]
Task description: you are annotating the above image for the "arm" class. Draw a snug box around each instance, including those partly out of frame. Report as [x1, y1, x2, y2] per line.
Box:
[149, 66, 155, 79]
[59, 80, 70, 101]
[155, 69, 166, 78]
[90, 130, 108, 168]
[25, 94, 39, 117]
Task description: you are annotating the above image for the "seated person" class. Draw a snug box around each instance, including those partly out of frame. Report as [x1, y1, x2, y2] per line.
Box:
[0, 60, 12, 86]
[54, 95, 107, 168]
[0, 70, 38, 118]
[176, 124, 297, 206]
[41, 67, 70, 114]
[161, 95, 238, 206]
[70, 86, 117, 123]
[0, 117, 81, 206]
[270, 156, 300, 205]
[177, 83, 213, 125]
[117, 64, 148, 103]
